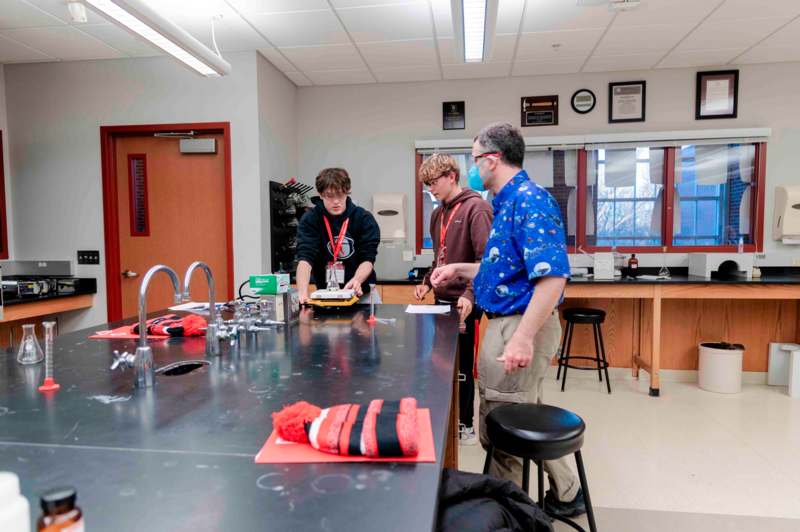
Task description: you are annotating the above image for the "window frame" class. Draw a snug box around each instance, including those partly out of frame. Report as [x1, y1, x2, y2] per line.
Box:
[0, 131, 9, 259]
[414, 141, 767, 254]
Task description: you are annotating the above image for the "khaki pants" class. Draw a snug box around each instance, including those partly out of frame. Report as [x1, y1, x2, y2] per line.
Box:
[477, 312, 580, 502]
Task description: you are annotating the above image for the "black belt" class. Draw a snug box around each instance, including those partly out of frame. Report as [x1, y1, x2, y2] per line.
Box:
[484, 311, 523, 320]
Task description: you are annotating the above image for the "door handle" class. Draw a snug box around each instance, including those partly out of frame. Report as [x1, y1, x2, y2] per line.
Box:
[122, 270, 139, 278]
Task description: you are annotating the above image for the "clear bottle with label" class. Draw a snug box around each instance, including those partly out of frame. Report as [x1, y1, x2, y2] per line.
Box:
[37, 487, 83, 532]
[0, 472, 31, 532]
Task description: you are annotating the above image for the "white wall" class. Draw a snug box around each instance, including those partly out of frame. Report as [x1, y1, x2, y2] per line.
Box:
[257, 53, 297, 273]
[296, 62, 800, 267]
[4, 52, 263, 330]
[0, 65, 13, 259]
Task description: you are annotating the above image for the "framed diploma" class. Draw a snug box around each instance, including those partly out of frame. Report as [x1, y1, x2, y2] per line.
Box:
[609, 81, 646, 123]
[696, 70, 738, 120]
[521, 95, 559, 127]
[442, 101, 465, 130]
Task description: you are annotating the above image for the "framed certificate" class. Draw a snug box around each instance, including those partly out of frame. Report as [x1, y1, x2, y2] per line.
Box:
[521, 95, 558, 127]
[609, 81, 646, 123]
[442, 101, 465, 130]
[696, 70, 738, 120]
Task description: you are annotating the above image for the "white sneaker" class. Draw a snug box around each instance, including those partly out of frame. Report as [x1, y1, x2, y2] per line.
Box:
[459, 425, 478, 446]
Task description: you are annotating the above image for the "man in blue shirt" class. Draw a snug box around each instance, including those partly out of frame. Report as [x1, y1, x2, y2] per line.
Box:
[431, 122, 585, 518]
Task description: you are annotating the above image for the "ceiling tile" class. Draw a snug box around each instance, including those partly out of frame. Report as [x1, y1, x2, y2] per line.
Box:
[583, 52, 662, 72]
[657, 48, 745, 68]
[248, 10, 348, 47]
[522, 0, 614, 32]
[437, 37, 458, 64]
[78, 23, 160, 57]
[0, 0, 64, 29]
[488, 34, 517, 63]
[331, 0, 422, 7]
[442, 62, 510, 80]
[710, 0, 800, 21]
[25, 0, 109, 25]
[227, 0, 330, 13]
[751, 16, 800, 48]
[430, 0, 453, 38]
[0, 26, 124, 60]
[373, 65, 440, 83]
[283, 70, 313, 86]
[0, 32, 52, 62]
[337, 2, 433, 43]
[512, 58, 583, 77]
[258, 46, 297, 71]
[304, 68, 375, 85]
[677, 17, 788, 51]
[496, 0, 525, 34]
[359, 39, 437, 70]
[736, 45, 800, 64]
[174, 16, 268, 52]
[595, 23, 693, 56]
[280, 43, 365, 71]
[516, 29, 604, 61]
[613, 0, 720, 27]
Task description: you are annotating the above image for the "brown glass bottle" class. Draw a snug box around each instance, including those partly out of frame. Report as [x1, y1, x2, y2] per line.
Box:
[628, 254, 639, 270]
[37, 487, 84, 532]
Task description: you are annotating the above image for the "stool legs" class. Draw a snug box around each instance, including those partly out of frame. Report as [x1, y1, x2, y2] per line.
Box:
[482, 445, 493, 475]
[560, 322, 575, 392]
[556, 321, 572, 381]
[596, 324, 611, 394]
[575, 451, 598, 532]
[592, 323, 603, 384]
[536, 460, 544, 509]
[522, 458, 530, 493]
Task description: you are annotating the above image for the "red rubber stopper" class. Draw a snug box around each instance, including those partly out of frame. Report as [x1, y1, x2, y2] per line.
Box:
[38, 377, 61, 392]
[367, 315, 377, 325]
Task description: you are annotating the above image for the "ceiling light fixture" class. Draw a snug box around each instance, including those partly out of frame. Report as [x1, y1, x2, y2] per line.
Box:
[451, 0, 498, 63]
[84, 0, 231, 77]
[67, 2, 88, 23]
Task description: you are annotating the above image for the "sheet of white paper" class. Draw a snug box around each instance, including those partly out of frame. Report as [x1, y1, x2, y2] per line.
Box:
[168, 302, 225, 314]
[405, 305, 451, 314]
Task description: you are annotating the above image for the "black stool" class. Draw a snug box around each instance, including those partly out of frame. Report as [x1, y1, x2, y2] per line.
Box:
[557, 308, 611, 394]
[482, 403, 597, 532]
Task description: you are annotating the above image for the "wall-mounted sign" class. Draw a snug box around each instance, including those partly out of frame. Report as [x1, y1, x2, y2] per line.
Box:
[609, 80, 646, 123]
[696, 70, 738, 120]
[442, 101, 465, 130]
[571, 89, 596, 114]
[521, 95, 559, 127]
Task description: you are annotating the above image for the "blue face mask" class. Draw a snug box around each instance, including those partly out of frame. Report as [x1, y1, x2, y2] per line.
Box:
[467, 164, 485, 192]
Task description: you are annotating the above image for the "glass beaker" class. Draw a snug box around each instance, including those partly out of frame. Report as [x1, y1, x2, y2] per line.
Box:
[17, 323, 44, 365]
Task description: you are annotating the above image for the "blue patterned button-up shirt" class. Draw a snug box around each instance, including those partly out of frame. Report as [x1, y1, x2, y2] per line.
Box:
[473, 170, 570, 315]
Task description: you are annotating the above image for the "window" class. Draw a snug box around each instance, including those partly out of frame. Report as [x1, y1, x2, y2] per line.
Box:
[415, 137, 766, 254]
[674, 144, 755, 247]
[587, 147, 664, 248]
[525, 150, 578, 247]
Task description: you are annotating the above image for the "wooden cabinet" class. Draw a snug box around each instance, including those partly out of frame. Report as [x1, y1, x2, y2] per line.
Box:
[379, 284, 434, 305]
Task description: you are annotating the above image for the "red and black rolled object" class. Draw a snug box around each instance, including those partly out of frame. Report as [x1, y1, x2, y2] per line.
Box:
[131, 314, 207, 337]
[271, 398, 419, 457]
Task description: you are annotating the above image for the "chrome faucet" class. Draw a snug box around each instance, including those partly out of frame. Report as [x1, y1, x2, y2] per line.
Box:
[182, 261, 220, 357]
[132, 265, 182, 388]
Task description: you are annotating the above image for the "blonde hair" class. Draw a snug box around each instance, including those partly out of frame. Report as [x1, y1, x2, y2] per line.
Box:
[418, 153, 460, 183]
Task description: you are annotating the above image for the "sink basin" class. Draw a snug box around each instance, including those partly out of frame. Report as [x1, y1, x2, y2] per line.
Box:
[155, 360, 210, 376]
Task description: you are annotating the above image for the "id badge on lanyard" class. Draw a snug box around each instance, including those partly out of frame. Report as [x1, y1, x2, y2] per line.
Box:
[437, 203, 462, 268]
[324, 216, 349, 289]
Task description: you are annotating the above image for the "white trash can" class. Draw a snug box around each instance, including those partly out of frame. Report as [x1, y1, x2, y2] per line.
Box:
[698, 342, 744, 394]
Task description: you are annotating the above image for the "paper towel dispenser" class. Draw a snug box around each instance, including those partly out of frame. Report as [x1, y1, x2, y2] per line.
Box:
[773, 185, 800, 244]
[372, 193, 407, 240]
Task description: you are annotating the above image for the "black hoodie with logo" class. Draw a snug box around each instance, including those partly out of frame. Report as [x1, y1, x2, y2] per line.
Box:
[296, 196, 380, 292]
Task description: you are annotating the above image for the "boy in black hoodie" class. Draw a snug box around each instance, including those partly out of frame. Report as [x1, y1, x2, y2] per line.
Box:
[296, 168, 381, 304]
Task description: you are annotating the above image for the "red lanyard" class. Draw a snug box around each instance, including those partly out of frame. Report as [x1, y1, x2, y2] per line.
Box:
[439, 203, 462, 256]
[323, 216, 350, 262]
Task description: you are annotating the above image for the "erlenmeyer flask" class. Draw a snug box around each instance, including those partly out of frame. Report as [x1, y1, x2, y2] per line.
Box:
[17, 323, 44, 365]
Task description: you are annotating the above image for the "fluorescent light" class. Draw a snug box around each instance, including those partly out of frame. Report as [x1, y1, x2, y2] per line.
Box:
[462, 0, 487, 63]
[85, 0, 231, 77]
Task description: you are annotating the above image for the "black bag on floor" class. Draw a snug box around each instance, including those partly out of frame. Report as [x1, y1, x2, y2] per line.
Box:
[437, 469, 553, 532]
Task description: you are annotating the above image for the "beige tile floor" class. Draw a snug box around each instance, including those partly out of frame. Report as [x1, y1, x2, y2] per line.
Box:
[458, 370, 800, 531]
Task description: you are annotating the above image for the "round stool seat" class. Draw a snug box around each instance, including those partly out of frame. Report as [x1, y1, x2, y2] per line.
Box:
[563, 307, 605, 324]
[486, 404, 585, 461]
